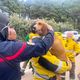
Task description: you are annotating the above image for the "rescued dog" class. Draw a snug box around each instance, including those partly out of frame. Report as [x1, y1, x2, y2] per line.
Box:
[32, 19, 67, 61]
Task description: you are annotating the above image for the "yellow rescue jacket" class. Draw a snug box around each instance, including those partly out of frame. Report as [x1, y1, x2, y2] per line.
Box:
[65, 38, 80, 62]
[31, 51, 71, 80]
[31, 52, 56, 80]
[30, 33, 71, 80]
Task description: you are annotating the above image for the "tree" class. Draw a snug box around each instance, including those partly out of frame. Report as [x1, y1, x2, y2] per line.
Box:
[0, 0, 23, 15]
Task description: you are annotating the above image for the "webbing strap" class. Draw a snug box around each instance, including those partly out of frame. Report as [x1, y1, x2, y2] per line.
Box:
[34, 71, 49, 80]
[55, 61, 63, 72]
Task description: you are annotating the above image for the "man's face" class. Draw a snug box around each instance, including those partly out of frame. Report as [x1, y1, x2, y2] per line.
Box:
[7, 27, 17, 40]
[67, 32, 73, 38]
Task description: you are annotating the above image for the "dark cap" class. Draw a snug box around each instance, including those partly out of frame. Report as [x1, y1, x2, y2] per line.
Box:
[0, 12, 9, 41]
[0, 12, 9, 31]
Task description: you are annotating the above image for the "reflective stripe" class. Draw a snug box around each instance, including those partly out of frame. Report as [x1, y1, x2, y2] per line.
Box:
[55, 61, 63, 72]
[33, 67, 50, 80]
[34, 71, 49, 80]
[27, 42, 35, 45]
[65, 50, 74, 53]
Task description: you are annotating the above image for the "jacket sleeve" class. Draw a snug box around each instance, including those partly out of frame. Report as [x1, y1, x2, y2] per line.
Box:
[20, 30, 54, 61]
[74, 42, 80, 54]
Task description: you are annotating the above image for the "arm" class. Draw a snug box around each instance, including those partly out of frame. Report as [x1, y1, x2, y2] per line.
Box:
[5, 23, 54, 61]
[19, 30, 54, 61]
[74, 42, 80, 56]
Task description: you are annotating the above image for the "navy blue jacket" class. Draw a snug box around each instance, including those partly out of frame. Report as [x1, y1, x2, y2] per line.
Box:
[0, 31, 54, 80]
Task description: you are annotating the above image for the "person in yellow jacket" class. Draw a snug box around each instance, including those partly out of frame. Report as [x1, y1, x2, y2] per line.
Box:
[29, 32, 71, 80]
[21, 32, 39, 72]
[64, 32, 80, 80]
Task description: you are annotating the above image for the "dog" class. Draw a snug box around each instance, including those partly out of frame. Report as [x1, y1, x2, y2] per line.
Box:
[31, 19, 67, 61]
[49, 35, 68, 61]
[31, 19, 49, 36]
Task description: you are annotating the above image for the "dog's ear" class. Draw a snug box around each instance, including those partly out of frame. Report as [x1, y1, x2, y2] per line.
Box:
[41, 23, 48, 36]
[29, 22, 36, 33]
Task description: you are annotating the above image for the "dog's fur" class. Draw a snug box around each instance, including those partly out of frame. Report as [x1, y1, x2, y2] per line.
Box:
[49, 35, 67, 61]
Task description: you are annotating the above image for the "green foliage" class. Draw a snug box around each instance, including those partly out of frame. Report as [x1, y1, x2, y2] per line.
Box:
[58, 22, 74, 32]
[5, 0, 79, 40]
[0, 0, 24, 14]
[9, 13, 32, 40]
[43, 19, 59, 31]
[0, 0, 80, 31]
[45, 19, 74, 32]
[9, 15, 60, 40]
[10, 14, 74, 41]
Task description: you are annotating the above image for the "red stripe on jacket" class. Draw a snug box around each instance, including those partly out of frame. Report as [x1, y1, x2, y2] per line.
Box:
[0, 43, 26, 62]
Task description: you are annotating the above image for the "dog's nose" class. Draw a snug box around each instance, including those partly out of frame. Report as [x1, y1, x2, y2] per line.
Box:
[33, 25, 39, 31]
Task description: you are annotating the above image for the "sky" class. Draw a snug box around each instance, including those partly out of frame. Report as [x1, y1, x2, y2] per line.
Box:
[19, 0, 80, 6]
[19, 0, 66, 3]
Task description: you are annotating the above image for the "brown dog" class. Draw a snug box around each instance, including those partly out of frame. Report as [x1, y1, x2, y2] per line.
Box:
[49, 35, 68, 61]
[33, 20, 49, 36]
[34, 19, 67, 61]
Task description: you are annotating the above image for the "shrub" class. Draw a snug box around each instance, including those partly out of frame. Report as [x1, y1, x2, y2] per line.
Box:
[9, 13, 32, 40]
[9, 14, 74, 40]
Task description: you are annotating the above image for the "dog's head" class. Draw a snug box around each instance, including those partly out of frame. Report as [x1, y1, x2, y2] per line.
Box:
[30, 20, 49, 36]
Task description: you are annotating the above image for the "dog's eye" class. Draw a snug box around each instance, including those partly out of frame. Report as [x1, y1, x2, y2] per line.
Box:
[38, 22, 42, 25]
